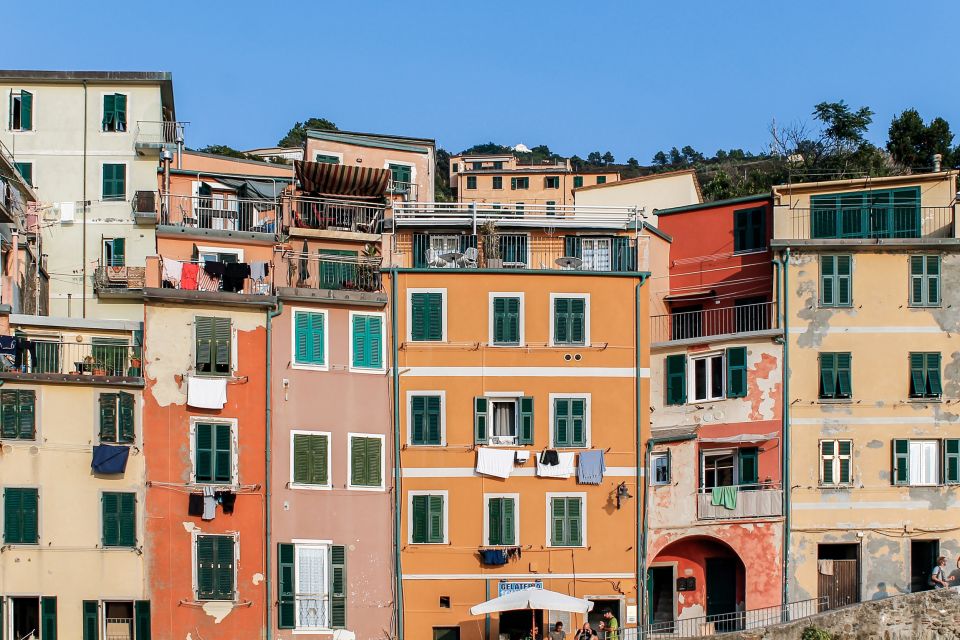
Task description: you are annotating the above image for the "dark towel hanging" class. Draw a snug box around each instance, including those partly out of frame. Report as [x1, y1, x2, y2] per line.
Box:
[540, 449, 560, 466]
[216, 491, 237, 514]
[91, 444, 130, 474]
[222, 262, 251, 293]
[188, 493, 204, 517]
[203, 261, 226, 278]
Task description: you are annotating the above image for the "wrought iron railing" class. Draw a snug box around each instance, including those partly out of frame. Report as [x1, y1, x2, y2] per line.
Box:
[624, 597, 826, 639]
[135, 120, 186, 145]
[105, 617, 134, 640]
[295, 596, 328, 631]
[697, 484, 783, 520]
[94, 266, 146, 292]
[283, 195, 384, 234]
[651, 301, 776, 343]
[281, 250, 382, 292]
[388, 179, 418, 201]
[0, 340, 142, 377]
[786, 206, 954, 240]
[160, 193, 279, 233]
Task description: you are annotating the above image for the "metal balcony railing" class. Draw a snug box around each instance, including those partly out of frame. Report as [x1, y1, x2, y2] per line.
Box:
[697, 484, 783, 520]
[94, 266, 146, 292]
[393, 201, 643, 229]
[0, 340, 142, 377]
[624, 597, 826, 639]
[651, 301, 776, 343]
[105, 617, 133, 640]
[785, 205, 955, 239]
[295, 596, 328, 631]
[388, 179, 418, 201]
[161, 193, 279, 233]
[283, 195, 384, 234]
[281, 250, 382, 293]
[135, 120, 186, 146]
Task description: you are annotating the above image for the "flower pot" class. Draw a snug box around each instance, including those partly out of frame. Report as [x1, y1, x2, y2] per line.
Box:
[93, 368, 107, 376]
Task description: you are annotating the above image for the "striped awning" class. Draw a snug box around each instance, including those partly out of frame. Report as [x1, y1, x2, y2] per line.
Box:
[295, 161, 390, 199]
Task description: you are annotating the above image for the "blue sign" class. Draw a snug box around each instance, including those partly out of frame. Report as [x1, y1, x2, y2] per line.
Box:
[499, 580, 544, 597]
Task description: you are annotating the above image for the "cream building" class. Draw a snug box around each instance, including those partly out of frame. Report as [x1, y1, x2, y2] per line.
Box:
[573, 168, 703, 217]
[0, 70, 177, 320]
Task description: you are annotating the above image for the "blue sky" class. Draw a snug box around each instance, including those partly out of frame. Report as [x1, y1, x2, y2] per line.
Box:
[7, 1, 960, 162]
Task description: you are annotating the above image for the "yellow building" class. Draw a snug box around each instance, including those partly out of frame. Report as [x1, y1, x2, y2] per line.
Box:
[0, 314, 149, 639]
[772, 170, 960, 608]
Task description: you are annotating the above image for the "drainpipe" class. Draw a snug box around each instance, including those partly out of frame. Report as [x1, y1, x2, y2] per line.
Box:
[266, 299, 284, 640]
[82, 80, 88, 318]
[635, 280, 647, 626]
[779, 248, 791, 609]
[390, 269, 405, 640]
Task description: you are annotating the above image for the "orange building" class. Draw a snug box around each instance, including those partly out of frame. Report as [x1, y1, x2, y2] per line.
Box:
[385, 202, 650, 640]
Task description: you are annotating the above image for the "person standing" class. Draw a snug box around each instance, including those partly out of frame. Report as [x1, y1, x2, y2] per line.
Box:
[599, 609, 619, 640]
[930, 556, 956, 588]
[550, 621, 567, 640]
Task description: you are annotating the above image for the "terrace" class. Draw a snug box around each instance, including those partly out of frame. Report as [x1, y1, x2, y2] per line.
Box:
[134, 120, 187, 153]
[159, 193, 279, 234]
[282, 194, 385, 237]
[650, 301, 778, 345]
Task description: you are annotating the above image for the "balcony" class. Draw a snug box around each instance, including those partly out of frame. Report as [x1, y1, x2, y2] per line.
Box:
[134, 120, 186, 153]
[280, 249, 382, 294]
[94, 266, 146, 298]
[782, 205, 955, 240]
[160, 194, 279, 234]
[697, 485, 782, 520]
[151, 258, 273, 296]
[0, 340, 143, 380]
[392, 201, 643, 230]
[283, 195, 384, 237]
[132, 190, 158, 224]
[651, 301, 777, 344]
[388, 179, 418, 201]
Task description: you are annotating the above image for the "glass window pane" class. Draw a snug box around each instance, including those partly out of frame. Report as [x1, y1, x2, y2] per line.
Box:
[694, 358, 707, 400]
[710, 355, 724, 399]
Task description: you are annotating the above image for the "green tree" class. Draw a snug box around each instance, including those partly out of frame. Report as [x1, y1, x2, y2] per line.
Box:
[813, 101, 873, 154]
[586, 151, 603, 166]
[651, 151, 669, 168]
[626, 157, 640, 168]
[434, 147, 453, 202]
[193, 144, 258, 160]
[461, 142, 513, 155]
[277, 117, 338, 148]
[601, 151, 615, 165]
[888, 108, 956, 170]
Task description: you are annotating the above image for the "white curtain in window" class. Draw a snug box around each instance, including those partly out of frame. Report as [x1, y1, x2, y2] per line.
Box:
[297, 546, 328, 629]
[909, 441, 938, 486]
[581, 239, 611, 271]
[492, 401, 516, 437]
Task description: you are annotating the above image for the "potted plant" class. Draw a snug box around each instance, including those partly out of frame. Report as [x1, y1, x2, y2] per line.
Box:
[92, 361, 107, 376]
[480, 221, 502, 269]
[82, 355, 95, 374]
[357, 242, 382, 292]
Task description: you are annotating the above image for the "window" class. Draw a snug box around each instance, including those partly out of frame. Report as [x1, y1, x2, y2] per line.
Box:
[101, 492, 136, 547]
[410, 394, 443, 446]
[910, 353, 942, 399]
[546, 201, 556, 215]
[14, 161, 33, 187]
[946, 440, 960, 485]
[350, 313, 384, 371]
[910, 255, 940, 307]
[810, 187, 920, 239]
[691, 352, 724, 402]
[9, 90, 33, 131]
[491, 295, 521, 346]
[1, 389, 36, 440]
[435, 628, 460, 640]
[411, 292, 444, 342]
[389, 163, 412, 190]
[901, 440, 939, 486]
[596, 176, 606, 185]
[291, 432, 330, 488]
[552, 397, 587, 448]
[293, 310, 327, 368]
[701, 450, 735, 488]
[651, 452, 671, 485]
[4, 487, 38, 544]
[665, 355, 687, 405]
[820, 440, 852, 485]
[9, 597, 57, 640]
[545, 176, 560, 189]
[83, 601, 151, 640]
[315, 153, 340, 164]
[452, 163, 459, 173]
[472, 162, 483, 170]
[102, 163, 126, 201]
[552, 296, 587, 345]
[573, 176, 583, 189]
[581, 238, 612, 271]
[99, 391, 135, 444]
[499, 233, 528, 266]
[411, 493, 445, 543]
[349, 434, 383, 489]
[474, 396, 533, 445]
[195, 316, 232, 376]
[103, 237, 126, 267]
[196, 534, 235, 600]
[277, 542, 347, 630]
[510, 177, 529, 190]
[492, 176, 503, 190]
[486, 495, 517, 546]
[820, 255, 852, 307]
[493, 161, 504, 170]
[549, 496, 584, 547]
[819, 352, 852, 400]
[194, 422, 233, 484]
[733, 206, 765, 252]
[466, 176, 477, 190]
[101, 94, 127, 132]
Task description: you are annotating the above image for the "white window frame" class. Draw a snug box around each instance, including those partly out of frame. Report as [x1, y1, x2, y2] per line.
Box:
[580, 237, 613, 272]
[314, 150, 343, 164]
[406, 390, 446, 447]
[383, 159, 417, 184]
[348, 310, 387, 374]
[290, 308, 329, 372]
[650, 452, 670, 486]
[100, 160, 129, 202]
[407, 490, 449, 545]
[191, 530, 239, 602]
[98, 600, 141, 639]
[689, 351, 725, 402]
[909, 440, 939, 486]
[346, 432, 386, 491]
[488, 292, 525, 347]
[289, 430, 332, 490]
[8, 89, 35, 133]
[4, 596, 43, 640]
[196, 245, 245, 263]
[548, 293, 591, 347]
[483, 493, 520, 547]
[293, 540, 331, 631]
[407, 288, 447, 343]
[188, 417, 240, 486]
[547, 393, 591, 448]
[700, 448, 736, 489]
[819, 439, 852, 486]
[545, 492, 587, 548]
[99, 90, 130, 134]
[486, 392, 521, 445]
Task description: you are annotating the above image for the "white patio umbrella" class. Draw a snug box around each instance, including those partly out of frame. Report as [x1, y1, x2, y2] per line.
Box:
[470, 588, 594, 639]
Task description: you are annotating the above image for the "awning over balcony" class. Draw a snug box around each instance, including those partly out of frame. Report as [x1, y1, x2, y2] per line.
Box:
[295, 161, 389, 199]
[699, 432, 778, 444]
[664, 289, 715, 301]
[217, 177, 289, 200]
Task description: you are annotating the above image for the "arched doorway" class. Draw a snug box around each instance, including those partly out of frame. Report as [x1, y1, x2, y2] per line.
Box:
[648, 536, 746, 632]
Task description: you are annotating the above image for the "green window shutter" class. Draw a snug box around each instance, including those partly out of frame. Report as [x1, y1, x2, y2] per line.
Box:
[308, 435, 329, 484]
[134, 601, 151, 640]
[504, 297, 520, 344]
[411, 396, 426, 444]
[574, 176, 583, 188]
[103, 163, 126, 200]
[928, 353, 942, 396]
[214, 536, 235, 599]
[519, 397, 534, 445]
[909, 353, 926, 397]
[4, 487, 38, 544]
[927, 256, 941, 306]
[351, 436, 381, 487]
[20, 90, 33, 131]
[564, 236, 582, 259]
[41, 596, 57, 640]
[115, 94, 127, 130]
[119, 492, 136, 547]
[821, 441, 835, 484]
[554, 399, 570, 447]
[411, 293, 442, 342]
[428, 495, 444, 543]
[567, 497, 583, 546]
[195, 317, 214, 373]
[819, 353, 837, 398]
[569, 298, 586, 344]
[733, 209, 748, 252]
[213, 423, 232, 483]
[14, 162, 32, 187]
[554, 298, 569, 343]
[103, 94, 115, 130]
[411, 293, 427, 341]
[944, 439, 960, 484]
[836, 352, 852, 397]
[352, 315, 383, 368]
[83, 601, 99, 640]
[511, 177, 518, 190]
[118, 391, 135, 443]
[13, 390, 35, 440]
[910, 256, 925, 306]
[213, 317, 231, 374]
[820, 256, 836, 306]
[102, 492, 119, 546]
[474, 397, 488, 443]
[196, 535, 215, 598]
[412, 495, 428, 543]
[571, 398, 586, 447]
[488, 498, 503, 546]
[426, 396, 441, 444]
[551, 498, 565, 545]
[277, 543, 295, 628]
[726, 347, 747, 398]
[665, 354, 687, 405]
[294, 311, 326, 365]
[739, 447, 759, 485]
[293, 434, 309, 483]
[838, 440, 852, 484]
[330, 545, 347, 628]
[1, 389, 18, 439]
[893, 439, 910, 485]
[502, 497, 515, 545]
[195, 423, 213, 482]
[836, 255, 852, 306]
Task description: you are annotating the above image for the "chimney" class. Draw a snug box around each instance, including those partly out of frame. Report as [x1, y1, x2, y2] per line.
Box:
[934, 153, 942, 172]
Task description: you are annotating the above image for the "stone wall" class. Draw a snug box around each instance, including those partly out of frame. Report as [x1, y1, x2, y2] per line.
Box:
[730, 587, 960, 640]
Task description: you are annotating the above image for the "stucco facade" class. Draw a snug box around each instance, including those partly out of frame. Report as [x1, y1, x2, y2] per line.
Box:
[574, 169, 703, 217]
